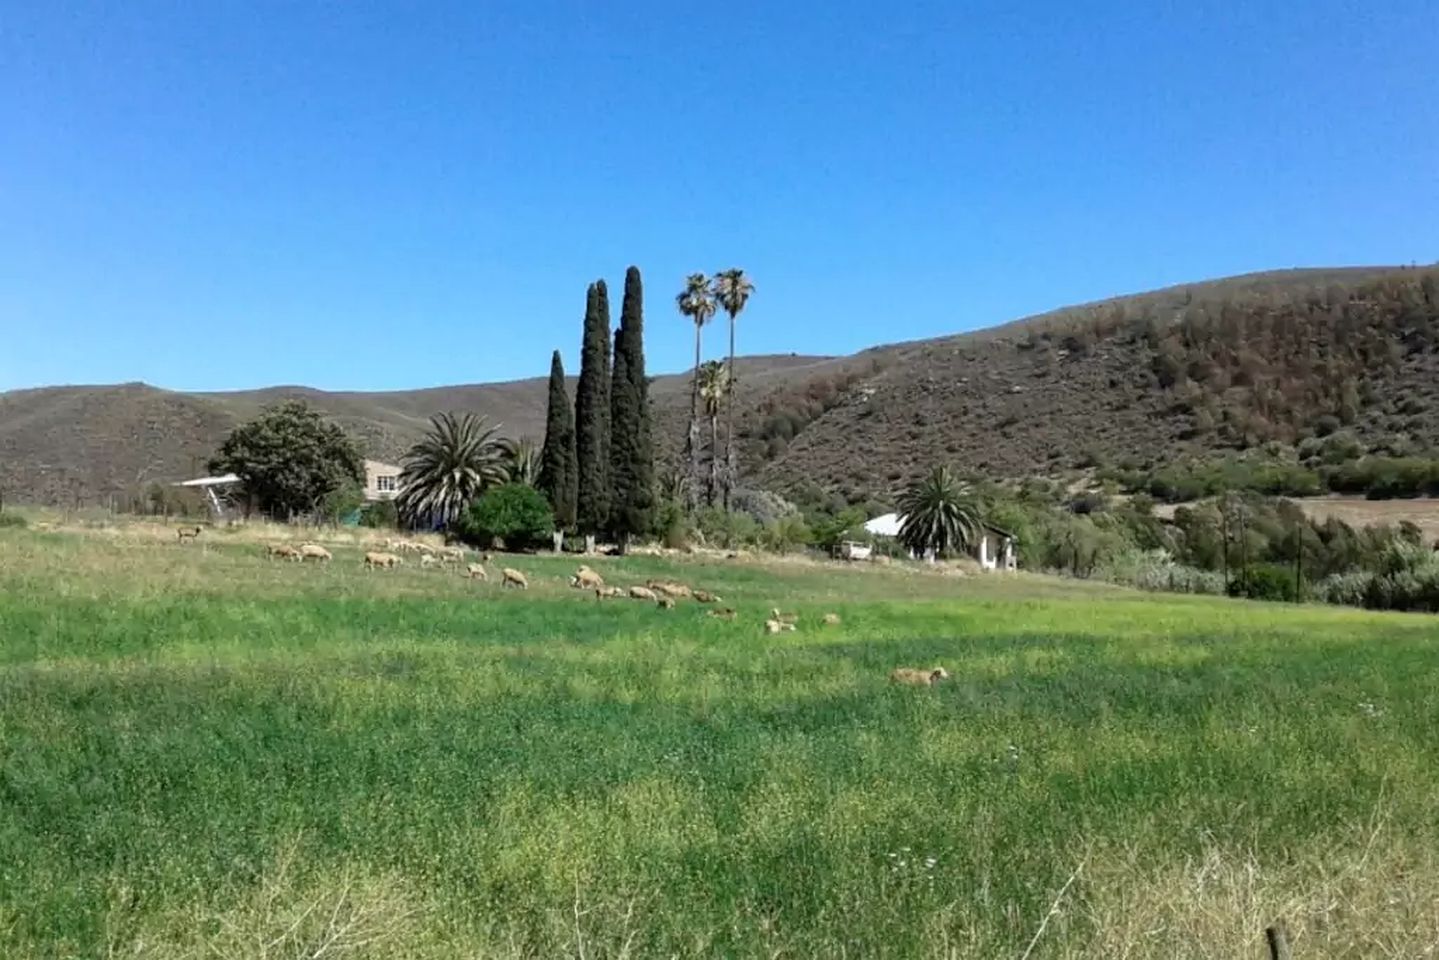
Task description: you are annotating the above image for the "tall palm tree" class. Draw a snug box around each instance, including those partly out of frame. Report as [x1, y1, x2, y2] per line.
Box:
[711, 268, 754, 510]
[675, 273, 715, 509]
[697, 360, 730, 506]
[397, 412, 509, 529]
[501, 436, 541, 487]
[897, 465, 983, 559]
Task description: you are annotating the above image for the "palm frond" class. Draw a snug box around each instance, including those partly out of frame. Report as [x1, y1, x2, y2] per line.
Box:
[397, 412, 509, 528]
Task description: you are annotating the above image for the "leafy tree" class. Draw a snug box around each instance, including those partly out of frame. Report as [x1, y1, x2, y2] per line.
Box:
[698, 360, 730, 505]
[675, 272, 715, 510]
[317, 481, 365, 526]
[358, 499, 398, 528]
[609, 266, 655, 551]
[502, 436, 541, 487]
[209, 400, 364, 520]
[897, 465, 982, 557]
[538, 350, 578, 535]
[397, 412, 508, 529]
[575, 281, 613, 546]
[459, 483, 555, 551]
[711, 268, 754, 509]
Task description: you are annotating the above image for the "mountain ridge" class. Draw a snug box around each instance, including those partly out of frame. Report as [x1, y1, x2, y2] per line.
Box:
[4, 264, 1436, 507]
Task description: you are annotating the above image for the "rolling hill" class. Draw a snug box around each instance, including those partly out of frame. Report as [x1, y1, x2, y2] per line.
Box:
[3, 264, 1437, 507]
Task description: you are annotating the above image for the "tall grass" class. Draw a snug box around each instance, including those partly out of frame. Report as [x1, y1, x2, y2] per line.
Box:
[1, 527, 1436, 956]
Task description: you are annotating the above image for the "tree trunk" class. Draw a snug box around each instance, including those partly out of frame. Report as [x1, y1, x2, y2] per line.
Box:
[552, 530, 564, 553]
[708, 411, 720, 506]
[725, 317, 736, 512]
[686, 326, 703, 512]
[584, 533, 596, 555]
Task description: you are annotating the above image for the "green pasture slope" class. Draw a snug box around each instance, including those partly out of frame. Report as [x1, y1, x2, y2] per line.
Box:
[1, 527, 1436, 957]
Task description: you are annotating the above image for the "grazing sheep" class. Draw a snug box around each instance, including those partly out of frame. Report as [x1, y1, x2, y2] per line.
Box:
[889, 666, 951, 687]
[176, 526, 202, 543]
[771, 608, 799, 625]
[413, 543, 438, 557]
[501, 568, 529, 589]
[267, 543, 301, 562]
[628, 585, 658, 602]
[707, 607, 737, 621]
[440, 546, 466, 564]
[822, 613, 842, 626]
[595, 586, 626, 600]
[763, 618, 796, 635]
[364, 551, 402, 569]
[298, 544, 332, 562]
[648, 580, 693, 599]
[465, 563, 489, 581]
[692, 589, 722, 604]
[420, 554, 440, 569]
[571, 567, 605, 589]
[656, 596, 676, 610]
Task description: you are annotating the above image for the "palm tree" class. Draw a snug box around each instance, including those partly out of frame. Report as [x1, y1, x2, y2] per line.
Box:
[397, 412, 509, 529]
[897, 466, 983, 559]
[502, 436, 541, 487]
[697, 360, 730, 506]
[676, 273, 716, 509]
[711, 268, 754, 510]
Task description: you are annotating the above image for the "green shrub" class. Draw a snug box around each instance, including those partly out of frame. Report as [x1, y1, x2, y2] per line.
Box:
[0, 513, 27, 529]
[759, 515, 812, 555]
[358, 500, 398, 529]
[459, 484, 554, 550]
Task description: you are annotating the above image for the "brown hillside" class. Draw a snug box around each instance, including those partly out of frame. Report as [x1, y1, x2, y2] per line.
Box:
[3, 264, 1436, 508]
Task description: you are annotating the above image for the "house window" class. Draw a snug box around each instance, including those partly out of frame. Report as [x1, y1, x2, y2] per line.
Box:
[376, 475, 397, 493]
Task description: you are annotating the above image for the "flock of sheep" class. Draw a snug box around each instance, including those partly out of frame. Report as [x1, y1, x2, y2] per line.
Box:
[181, 525, 950, 687]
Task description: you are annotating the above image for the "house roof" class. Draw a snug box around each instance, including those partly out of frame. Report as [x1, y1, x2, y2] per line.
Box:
[173, 473, 240, 488]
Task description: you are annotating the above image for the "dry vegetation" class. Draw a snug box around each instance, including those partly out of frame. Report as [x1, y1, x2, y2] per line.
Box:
[2, 519, 1437, 957]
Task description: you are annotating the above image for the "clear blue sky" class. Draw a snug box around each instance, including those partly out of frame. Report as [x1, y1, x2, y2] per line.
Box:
[3, 1, 1436, 393]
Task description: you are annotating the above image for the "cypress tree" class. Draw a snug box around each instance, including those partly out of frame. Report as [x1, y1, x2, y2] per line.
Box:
[574, 280, 612, 545]
[609, 266, 654, 549]
[537, 349, 577, 541]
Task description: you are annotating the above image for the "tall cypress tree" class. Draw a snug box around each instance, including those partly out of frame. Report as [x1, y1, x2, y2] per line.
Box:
[537, 349, 577, 540]
[609, 266, 654, 548]
[574, 280, 612, 544]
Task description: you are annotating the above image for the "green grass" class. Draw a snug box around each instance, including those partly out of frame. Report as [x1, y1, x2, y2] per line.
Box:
[2, 527, 1437, 957]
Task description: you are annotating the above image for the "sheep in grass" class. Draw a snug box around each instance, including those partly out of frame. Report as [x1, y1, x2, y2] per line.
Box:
[501, 568, 529, 590]
[298, 544, 332, 562]
[889, 666, 951, 687]
[465, 563, 489, 581]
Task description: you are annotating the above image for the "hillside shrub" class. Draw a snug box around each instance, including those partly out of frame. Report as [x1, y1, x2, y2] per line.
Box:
[459, 483, 554, 550]
[0, 513, 27, 529]
[730, 488, 800, 526]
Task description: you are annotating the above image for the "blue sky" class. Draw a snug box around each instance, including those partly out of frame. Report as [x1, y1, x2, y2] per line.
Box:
[3, 1, 1436, 392]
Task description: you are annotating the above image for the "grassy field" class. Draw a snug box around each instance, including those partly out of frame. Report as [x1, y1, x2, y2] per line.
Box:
[2, 522, 1437, 958]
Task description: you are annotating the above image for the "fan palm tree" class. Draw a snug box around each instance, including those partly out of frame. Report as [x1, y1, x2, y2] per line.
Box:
[711, 269, 754, 510]
[897, 466, 983, 559]
[502, 436, 542, 487]
[697, 360, 730, 506]
[676, 273, 716, 508]
[397, 412, 509, 529]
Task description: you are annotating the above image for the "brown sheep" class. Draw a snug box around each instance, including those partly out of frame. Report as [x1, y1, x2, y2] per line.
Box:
[501, 568, 529, 589]
[465, 563, 489, 581]
[176, 526, 203, 543]
[822, 613, 842, 626]
[298, 544, 332, 562]
[595, 586, 626, 600]
[267, 543, 301, 562]
[628, 585, 658, 602]
[571, 567, 605, 589]
[707, 607, 737, 621]
[692, 589, 722, 604]
[364, 551, 402, 569]
[648, 580, 693, 599]
[656, 596, 676, 610]
[889, 666, 951, 687]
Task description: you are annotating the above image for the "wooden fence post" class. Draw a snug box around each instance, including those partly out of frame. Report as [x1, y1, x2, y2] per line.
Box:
[1265, 920, 1291, 960]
